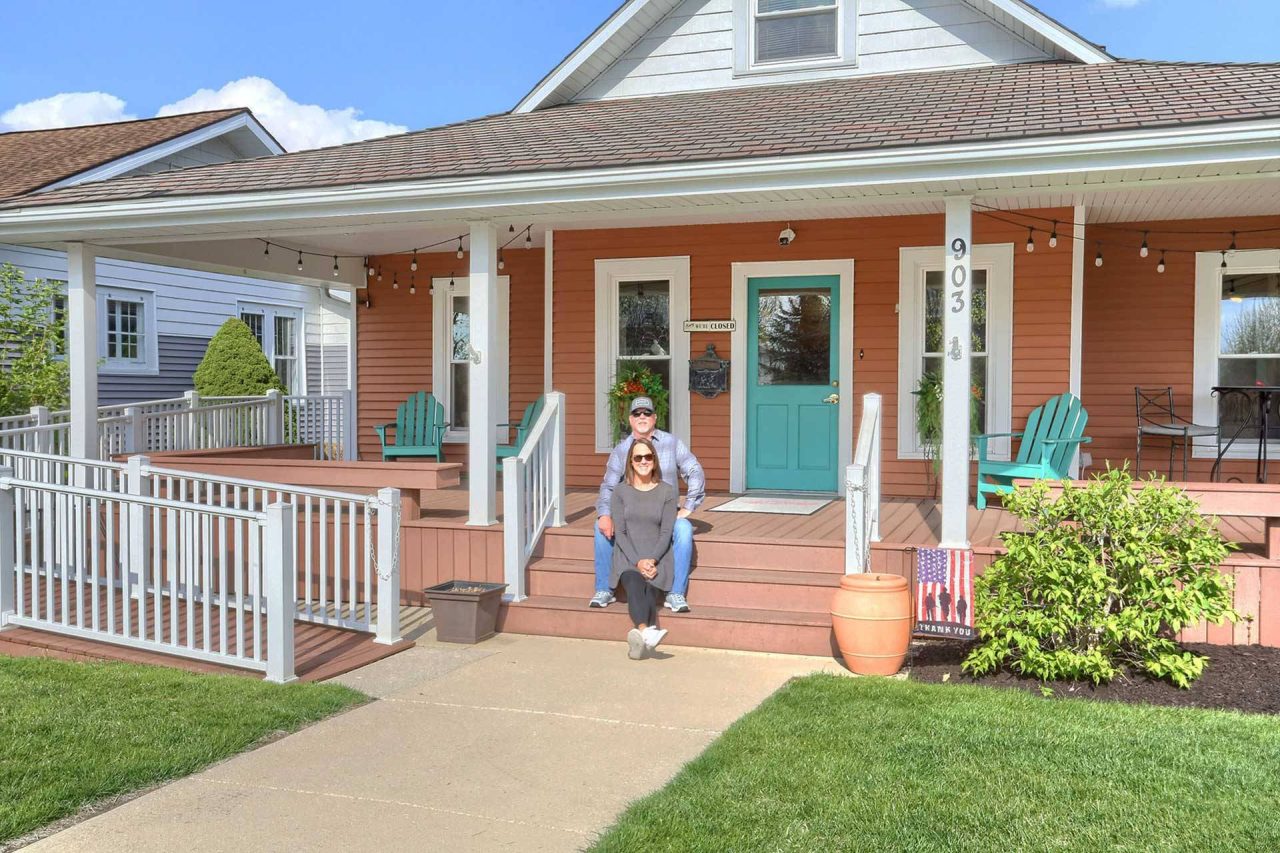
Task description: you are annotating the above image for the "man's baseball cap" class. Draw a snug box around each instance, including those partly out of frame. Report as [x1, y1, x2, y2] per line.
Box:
[630, 396, 655, 414]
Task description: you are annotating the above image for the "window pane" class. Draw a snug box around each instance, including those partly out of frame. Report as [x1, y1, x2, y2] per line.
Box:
[240, 312, 264, 347]
[922, 355, 988, 432]
[1220, 273, 1280, 356]
[452, 297, 470, 362]
[1217, 361, 1280, 440]
[756, 10, 837, 62]
[274, 357, 294, 392]
[451, 362, 469, 428]
[757, 289, 831, 385]
[759, 0, 835, 12]
[615, 359, 670, 436]
[925, 269, 987, 355]
[273, 316, 296, 358]
[618, 281, 669, 357]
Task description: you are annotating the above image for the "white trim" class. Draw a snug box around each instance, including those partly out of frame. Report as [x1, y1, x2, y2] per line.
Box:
[7, 119, 1280, 243]
[1068, 204, 1085, 474]
[432, 275, 511, 443]
[975, 0, 1111, 64]
[544, 230, 554, 393]
[733, 0, 857, 78]
[729, 259, 854, 493]
[39, 112, 283, 194]
[896, 243, 1014, 462]
[97, 285, 159, 376]
[594, 256, 691, 453]
[1193, 248, 1280, 460]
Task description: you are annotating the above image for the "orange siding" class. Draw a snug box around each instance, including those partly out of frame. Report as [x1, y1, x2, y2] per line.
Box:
[1081, 215, 1280, 484]
[356, 249, 544, 463]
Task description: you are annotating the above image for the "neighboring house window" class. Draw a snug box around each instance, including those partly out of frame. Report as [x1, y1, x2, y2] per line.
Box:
[734, 0, 856, 76]
[98, 287, 157, 374]
[238, 303, 303, 392]
[51, 292, 67, 357]
[1193, 249, 1280, 456]
[594, 257, 691, 452]
[898, 245, 1013, 460]
[431, 277, 510, 442]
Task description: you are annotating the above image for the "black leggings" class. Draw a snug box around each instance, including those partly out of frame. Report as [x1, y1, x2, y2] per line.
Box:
[619, 570, 659, 627]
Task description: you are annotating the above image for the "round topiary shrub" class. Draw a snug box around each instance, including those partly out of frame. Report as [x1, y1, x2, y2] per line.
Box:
[193, 318, 286, 397]
[963, 467, 1239, 688]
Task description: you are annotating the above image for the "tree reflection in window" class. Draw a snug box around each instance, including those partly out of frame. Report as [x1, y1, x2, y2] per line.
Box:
[618, 281, 669, 357]
[1218, 272, 1280, 439]
[757, 289, 831, 385]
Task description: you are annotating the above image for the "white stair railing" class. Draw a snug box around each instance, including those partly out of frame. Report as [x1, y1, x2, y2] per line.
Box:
[502, 392, 566, 601]
[846, 393, 882, 574]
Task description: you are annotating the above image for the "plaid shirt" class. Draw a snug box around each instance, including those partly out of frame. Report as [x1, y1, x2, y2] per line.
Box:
[596, 429, 706, 517]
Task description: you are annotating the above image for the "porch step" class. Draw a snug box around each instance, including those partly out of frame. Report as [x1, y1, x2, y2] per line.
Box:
[537, 527, 845, 572]
[497, 595, 836, 657]
[527, 557, 841, 613]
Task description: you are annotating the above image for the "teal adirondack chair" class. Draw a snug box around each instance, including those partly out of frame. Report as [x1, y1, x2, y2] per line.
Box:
[374, 391, 448, 462]
[974, 392, 1091, 509]
[496, 396, 545, 468]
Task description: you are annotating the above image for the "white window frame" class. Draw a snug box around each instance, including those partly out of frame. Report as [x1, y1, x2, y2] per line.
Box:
[897, 244, 1014, 461]
[1192, 248, 1280, 459]
[594, 257, 691, 453]
[98, 286, 158, 375]
[431, 276, 510, 443]
[733, 0, 857, 77]
[237, 301, 305, 393]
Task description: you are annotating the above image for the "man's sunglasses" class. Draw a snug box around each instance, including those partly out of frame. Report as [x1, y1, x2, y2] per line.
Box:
[631, 453, 655, 462]
[631, 410, 655, 417]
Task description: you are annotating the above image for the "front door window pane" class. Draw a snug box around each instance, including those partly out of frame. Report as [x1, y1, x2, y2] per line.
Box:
[756, 289, 831, 385]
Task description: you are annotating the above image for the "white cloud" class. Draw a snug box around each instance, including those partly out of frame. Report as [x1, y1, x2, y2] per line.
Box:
[157, 77, 407, 151]
[0, 92, 135, 132]
[0, 78, 406, 152]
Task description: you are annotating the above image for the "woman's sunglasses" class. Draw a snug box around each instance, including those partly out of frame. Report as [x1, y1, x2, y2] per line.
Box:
[631, 453, 655, 463]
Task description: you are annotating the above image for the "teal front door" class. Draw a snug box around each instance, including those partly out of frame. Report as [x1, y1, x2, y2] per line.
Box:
[746, 275, 841, 492]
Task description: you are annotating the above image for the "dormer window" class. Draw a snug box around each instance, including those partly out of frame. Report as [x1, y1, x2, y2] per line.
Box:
[734, 0, 856, 77]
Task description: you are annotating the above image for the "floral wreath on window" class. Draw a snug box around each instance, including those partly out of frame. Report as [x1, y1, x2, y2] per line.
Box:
[607, 362, 670, 441]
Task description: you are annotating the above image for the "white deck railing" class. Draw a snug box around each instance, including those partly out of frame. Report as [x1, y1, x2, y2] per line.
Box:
[846, 393, 883, 574]
[502, 392, 566, 601]
[0, 389, 354, 461]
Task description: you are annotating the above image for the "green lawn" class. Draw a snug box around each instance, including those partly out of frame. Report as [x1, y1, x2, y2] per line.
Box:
[591, 675, 1280, 853]
[0, 656, 365, 844]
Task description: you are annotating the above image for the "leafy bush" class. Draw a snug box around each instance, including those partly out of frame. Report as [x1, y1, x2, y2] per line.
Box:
[912, 371, 982, 473]
[963, 467, 1238, 688]
[0, 263, 69, 417]
[193, 318, 285, 397]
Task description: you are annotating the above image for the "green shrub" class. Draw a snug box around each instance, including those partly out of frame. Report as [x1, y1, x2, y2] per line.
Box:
[963, 467, 1238, 688]
[0, 263, 69, 417]
[193, 318, 285, 397]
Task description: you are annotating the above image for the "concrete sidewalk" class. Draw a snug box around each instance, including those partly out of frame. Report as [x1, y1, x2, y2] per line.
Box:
[28, 611, 847, 852]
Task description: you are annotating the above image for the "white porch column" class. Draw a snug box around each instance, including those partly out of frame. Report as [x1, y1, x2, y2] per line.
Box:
[467, 221, 499, 526]
[940, 197, 973, 549]
[66, 243, 99, 460]
[1068, 204, 1087, 476]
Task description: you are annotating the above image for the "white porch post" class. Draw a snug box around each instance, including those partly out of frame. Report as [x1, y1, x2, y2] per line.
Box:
[1069, 204, 1087, 476]
[467, 221, 499, 526]
[66, 243, 99, 460]
[940, 197, 973, 549]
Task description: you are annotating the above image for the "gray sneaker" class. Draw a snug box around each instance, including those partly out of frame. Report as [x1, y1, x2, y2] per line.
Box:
[664, 593, 690, 613]
[589, 590, 616, 608]
[627, 628, 646, 660]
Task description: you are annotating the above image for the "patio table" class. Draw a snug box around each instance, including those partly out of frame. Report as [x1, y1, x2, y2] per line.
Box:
[1211, 385, 1280, 483]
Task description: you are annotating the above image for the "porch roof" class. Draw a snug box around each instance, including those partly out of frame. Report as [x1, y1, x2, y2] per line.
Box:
[7, 60, 1280, 212]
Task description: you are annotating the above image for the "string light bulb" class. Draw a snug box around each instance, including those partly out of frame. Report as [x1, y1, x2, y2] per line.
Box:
[376, 266, 383, 283]
[498, 250, 506, 270]
[509, 224, 516, 234]
[1094, 242, 1103, 268]
[1229, 280, 1242, 303]
[456, 237, 465, 259]
[1157, 250, 1166, 274]
[296, 250, 304, 271]
[409, 272, 416, 295]
[1140, 232, 1149, 258]
[263, 242, 270, 257]
[525, 227, 533, 249]
[392, 271, 399, 289]
[410, 251, 418, 272]
[333, 256, 339, 277]
[449, 274, 455, 290]
[365, 256, 373, 277]
[1025, 227, 1035, 253]
[1221, 250, 1229, 271]
[1048, 221, 1058, 249]
[1230, 231, 1238, 252]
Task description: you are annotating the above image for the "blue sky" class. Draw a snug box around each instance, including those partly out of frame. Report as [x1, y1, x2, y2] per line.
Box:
[1, 0, 1276, 149]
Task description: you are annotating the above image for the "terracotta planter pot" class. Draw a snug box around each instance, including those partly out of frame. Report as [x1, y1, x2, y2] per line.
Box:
[425, 581, 508, 643]
[830, 573, 912, 675]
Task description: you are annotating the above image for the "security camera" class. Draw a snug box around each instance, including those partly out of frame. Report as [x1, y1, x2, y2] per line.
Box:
[778, 226, 796, 247]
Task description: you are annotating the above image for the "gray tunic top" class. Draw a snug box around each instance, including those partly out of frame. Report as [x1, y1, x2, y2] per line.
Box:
[609, 482, 678, 592]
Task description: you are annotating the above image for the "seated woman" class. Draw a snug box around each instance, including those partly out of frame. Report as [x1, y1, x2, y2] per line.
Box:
[610, 437, 677, 659]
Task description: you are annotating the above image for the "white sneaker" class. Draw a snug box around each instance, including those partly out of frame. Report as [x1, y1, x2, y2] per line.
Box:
[627, 628, 645, 660]
[641, 626, 668, 650]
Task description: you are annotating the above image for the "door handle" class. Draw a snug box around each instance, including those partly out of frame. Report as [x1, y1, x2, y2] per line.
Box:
[823, 394, 840, 405]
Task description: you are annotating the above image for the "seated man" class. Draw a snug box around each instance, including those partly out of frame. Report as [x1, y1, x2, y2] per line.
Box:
[591, 396, 704, 612]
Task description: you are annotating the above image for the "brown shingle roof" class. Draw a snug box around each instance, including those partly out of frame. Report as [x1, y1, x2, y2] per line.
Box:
[8, 60, 1280, 210]
[0, 109, 249, 200]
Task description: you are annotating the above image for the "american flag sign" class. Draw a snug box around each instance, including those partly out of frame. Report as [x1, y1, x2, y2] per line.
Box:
[914, 547, 975, 639]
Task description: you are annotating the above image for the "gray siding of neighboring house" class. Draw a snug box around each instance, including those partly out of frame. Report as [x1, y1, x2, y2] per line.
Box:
[98, 334, 209, 407]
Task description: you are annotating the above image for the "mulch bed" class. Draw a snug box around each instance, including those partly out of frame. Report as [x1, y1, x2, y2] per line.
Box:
[907, 640, 1280, 715]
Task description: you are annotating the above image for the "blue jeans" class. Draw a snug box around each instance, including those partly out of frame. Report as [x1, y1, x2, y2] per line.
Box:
[595, 517, 693, 596]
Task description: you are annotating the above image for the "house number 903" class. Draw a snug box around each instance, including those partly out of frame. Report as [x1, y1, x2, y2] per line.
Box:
[948, 236, 969, 361]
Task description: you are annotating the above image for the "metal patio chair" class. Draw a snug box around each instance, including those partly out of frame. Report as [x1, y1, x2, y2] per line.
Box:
[1135, 386, 1217, 480]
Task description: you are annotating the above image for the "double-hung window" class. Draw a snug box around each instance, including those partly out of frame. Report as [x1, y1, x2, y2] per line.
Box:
[98, 287, 157, 374]
[898, 245, 1013, 460]
[431, 277, 510, 442]
[734, 0, 856, 75]
[238, 303, 303, 392]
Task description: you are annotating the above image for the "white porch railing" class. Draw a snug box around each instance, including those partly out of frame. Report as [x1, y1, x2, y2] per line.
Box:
[846, 393, 883, 574]
[0, 389, 354, 461]
[502, 391, 566, 601]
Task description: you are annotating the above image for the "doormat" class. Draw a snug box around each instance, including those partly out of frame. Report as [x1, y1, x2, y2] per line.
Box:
[710, 496, 831, 515]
